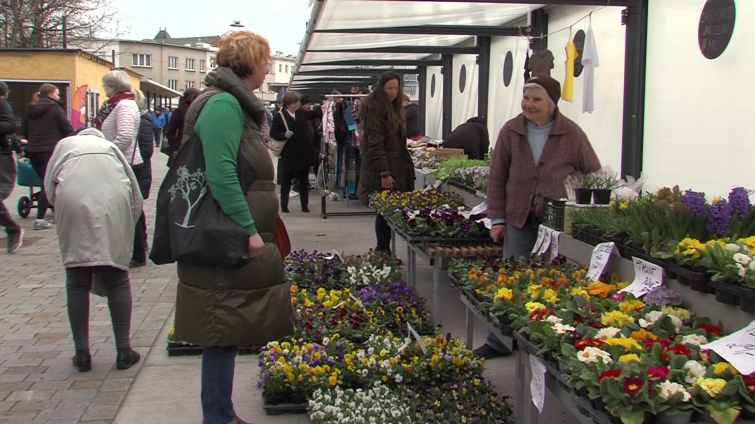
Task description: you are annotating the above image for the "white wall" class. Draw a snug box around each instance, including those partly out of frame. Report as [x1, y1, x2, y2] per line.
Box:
[488, 35, 530, 141]
[451, 54, 479, 129]
[546, 5, 626, 173]
[425, 66, 444, 140]
[643, 0, 755, 197]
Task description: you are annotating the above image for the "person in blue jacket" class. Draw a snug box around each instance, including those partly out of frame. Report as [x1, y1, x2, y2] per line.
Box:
[151, 108, 166, 147]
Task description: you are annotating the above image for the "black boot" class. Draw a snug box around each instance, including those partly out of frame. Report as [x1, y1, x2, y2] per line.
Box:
[116, 349, 141, 370]
[72, 350, 92, 372]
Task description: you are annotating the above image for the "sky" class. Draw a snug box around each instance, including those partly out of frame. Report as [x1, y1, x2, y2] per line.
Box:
[107, 0, 312, 55]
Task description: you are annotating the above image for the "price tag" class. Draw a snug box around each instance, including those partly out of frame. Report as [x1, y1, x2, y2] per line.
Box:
[349, 293, 364, 309]
[620, 257, 663, 297]
[476, 217, 492, 230]
[585, 242, 615, 282]
[530, 356, 547, 414]
[701, 319, 755, 375]
[470, 202, 487, 216]
[531, 225, 547, 255]
[537, 227, 553, 255]
[433, 180, 442, 190]
[550, 231, 561, 259]
[407, 322, 427, 354]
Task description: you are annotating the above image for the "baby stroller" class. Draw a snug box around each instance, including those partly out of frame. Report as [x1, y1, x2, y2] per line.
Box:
[16, 157, 43, 218]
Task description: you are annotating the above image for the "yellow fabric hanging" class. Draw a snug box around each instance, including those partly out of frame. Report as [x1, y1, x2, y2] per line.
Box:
[562, 39, 578, 103]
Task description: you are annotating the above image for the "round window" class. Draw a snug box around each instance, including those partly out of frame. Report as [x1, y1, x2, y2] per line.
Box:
[573, 29, 586, 77]
[503, 51, 513, 87]
[698, 0, 736, 60]
[459, 64, 467, 93]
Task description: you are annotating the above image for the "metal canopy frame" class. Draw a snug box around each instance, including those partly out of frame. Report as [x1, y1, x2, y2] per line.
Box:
[291, 0, 649, 217]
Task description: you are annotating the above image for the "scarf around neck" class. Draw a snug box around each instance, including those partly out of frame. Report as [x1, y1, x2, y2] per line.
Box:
[95, 92, 135, 130]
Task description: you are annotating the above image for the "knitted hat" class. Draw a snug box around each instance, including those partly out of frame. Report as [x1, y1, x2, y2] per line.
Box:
[300, 96, 312, 106]
[525, 74, 561, 105]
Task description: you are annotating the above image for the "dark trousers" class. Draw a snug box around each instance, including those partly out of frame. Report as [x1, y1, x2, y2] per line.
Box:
[375, 214, 392, 252]
[26, 151, 52, 220]
[0, 154, 20, 235]
[132, 212, 147, 263]
[65, 266, 133, 351]
[280, 168, 310, 209]
[201, 346, 238, 424]
[153, 130, 162, 147]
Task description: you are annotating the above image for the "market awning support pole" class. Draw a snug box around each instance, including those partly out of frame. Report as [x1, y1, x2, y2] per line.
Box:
[418, 66, 427, 136]
[476, 36, 491, 123]
[442, 54, 454, 139]
[620, 0, 649, 180]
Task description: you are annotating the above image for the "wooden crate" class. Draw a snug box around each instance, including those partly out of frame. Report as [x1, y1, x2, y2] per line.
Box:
[435, 148, 465, 162]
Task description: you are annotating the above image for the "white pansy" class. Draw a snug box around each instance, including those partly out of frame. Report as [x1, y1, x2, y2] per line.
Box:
[681, 334, 708, 346]
[596, 327, 622, 340]
[684, 360, 706, 384]
[734, 253, 752, 265]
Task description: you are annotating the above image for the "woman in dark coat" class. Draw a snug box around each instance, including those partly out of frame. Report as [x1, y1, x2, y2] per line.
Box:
[130, 89, 153, 268]
[23, 83, 74, 230]
[270, 91, 317, 213]
[358, 71, 415, 256]
[164, 88, 200, 165]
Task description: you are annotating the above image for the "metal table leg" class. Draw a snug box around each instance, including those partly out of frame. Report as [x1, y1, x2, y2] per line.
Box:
[407, 243, 415, 289]
[465, 302, 474, 349]
[515, 348, 526, 424]
[432, 257, 441, 327]
[410, 248, 417, 289]
[391, 228, 396, 257]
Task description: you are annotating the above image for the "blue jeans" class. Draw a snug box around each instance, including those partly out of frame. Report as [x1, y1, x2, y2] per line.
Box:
[202, 346, 238, 424]
[486, 223, 539, 352]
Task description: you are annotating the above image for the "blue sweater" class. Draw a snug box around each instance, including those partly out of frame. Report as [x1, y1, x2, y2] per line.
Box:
[151, 113, 166, 130]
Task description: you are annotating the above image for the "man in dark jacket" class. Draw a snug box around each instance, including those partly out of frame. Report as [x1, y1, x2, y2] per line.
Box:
[442, 117, 490, 160]
[131, 108, 153, 268]
[403, 94, 421, 140]
[0, 82, 23, 252]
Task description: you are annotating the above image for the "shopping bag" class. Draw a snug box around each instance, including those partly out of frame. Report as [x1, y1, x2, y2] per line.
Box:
[150, 130, 255, 269]
[266, 111, 289, 158]
[272, 216, 291, 260]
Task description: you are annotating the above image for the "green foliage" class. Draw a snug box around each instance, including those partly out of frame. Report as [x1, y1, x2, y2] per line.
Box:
[433, 157, 490, 182]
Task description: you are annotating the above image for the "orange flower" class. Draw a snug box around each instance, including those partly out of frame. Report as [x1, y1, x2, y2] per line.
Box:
[588, 282, 616, 299]
[631, 329, 657, 341]
[497, 274, 508, 285]
[290, 285, 299, 295]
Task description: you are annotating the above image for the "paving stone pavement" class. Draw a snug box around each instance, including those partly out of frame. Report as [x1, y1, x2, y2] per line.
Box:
[0, 155, 176, 423]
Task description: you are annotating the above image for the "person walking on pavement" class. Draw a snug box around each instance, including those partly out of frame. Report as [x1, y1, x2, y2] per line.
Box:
[0, 82, 24, 252]
[476, 74, 602, 359]
[165, 88, 200, 166]
[151, 108, 166, 147]
[44, 127, 142, 373]
[130, 89, 154, 268]
[23, 83, 74, 230]
[162, 106, 172, 139]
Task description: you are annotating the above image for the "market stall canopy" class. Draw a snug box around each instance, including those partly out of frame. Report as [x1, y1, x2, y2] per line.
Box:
[140, 78, 182, 98]
[292, 0, 544, 86]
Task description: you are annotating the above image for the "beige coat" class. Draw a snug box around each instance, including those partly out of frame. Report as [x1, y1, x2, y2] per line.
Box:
[45, 128, 142, 270]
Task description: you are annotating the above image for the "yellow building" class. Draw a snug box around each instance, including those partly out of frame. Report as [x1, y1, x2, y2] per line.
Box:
[0, 48, 180, 129]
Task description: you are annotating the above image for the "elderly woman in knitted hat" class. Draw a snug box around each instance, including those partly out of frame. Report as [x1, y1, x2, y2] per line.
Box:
[475, 74, 602, 359]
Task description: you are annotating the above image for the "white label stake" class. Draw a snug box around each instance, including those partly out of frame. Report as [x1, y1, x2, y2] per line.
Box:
[531, 225, 547, 255]
[537, 227, 553, 255]
[585, 242, 615, 282]
[620, 257, 663, 297]
[349, 293, 365, 309]
[701, 319, 755, 375]
[530, 356, 547, 414]
[407, 322, 427, 354]
[550, 231, 561, 259]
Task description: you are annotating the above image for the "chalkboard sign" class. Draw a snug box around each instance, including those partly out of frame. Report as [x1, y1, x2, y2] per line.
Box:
[573, 29, 586, 77]
[503, 51, 513, 87]
[431, 74, 436, 98]
[459, 64, 467, 94]
[698, 0, 736, 60]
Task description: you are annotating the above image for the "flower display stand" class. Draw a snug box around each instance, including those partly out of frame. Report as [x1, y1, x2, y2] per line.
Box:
[441, 181, 486, 206]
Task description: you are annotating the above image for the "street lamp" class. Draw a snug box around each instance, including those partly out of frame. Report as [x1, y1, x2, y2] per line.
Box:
[230, 21, 244, 28]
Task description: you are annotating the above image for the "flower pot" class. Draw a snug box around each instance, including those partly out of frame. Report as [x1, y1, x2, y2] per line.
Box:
[591, 398, 607, 411]
[576, 387, 590, 398]
[709, 280, 755, 313]
[655, 411, 693, 424]
[592, 189, 612, 205]
[693, 411, 716, 423]
[264, 392, 286, 405]
[575, 188, 593, 205]
[707, 280, 740, 306]
[289, 394, 307, 405]
[557, 358, 569, 373]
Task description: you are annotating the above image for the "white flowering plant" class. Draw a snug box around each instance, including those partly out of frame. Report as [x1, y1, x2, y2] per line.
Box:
[704, 241, 755, 288]
[309, 383, 411, 424]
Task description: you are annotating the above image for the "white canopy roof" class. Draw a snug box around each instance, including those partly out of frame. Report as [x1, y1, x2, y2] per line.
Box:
[291, 0, 541, 87]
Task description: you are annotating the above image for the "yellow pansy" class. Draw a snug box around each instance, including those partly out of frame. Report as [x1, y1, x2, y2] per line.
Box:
[696, 378, 726, 397]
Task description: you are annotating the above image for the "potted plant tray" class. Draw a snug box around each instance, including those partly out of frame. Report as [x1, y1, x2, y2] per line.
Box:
[708, 280, 755, 313]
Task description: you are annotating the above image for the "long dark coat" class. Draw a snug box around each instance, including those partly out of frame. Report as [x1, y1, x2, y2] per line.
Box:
[270, 109, 317, 173]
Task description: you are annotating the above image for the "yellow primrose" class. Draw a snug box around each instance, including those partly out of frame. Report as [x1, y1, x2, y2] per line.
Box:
[525, 302, 546, 313]
[495, 287, 514, 302]
[696, 378, 726, 397]
[619, 201, 629, 211]
[601, 310, 635, 327]
[528, 285, 542, 299]
[619, 353, 641, 363]
[662, 306, 691, 321]
[542, 289, 558, 304]
[619, 299, 646, 313]
[606, 337, 643, 351]
[570, 287, 590, 300]
[713, 363, 738, 375]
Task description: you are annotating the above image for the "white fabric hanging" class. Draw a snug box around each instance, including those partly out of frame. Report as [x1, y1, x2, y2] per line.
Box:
[581, 24, 600, 113]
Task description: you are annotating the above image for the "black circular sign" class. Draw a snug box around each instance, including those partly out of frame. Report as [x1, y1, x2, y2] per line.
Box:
[430, 74, 436, 98]
[459, 64, 467, 93]
[698, 0, 736, 60]
[573, 29, 586, 78]
[503, 51, 513, 87]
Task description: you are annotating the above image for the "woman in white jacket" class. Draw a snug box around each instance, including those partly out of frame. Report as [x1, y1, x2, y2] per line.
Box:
[45, 127, 143, 373]
[95, 70, 142, 166]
